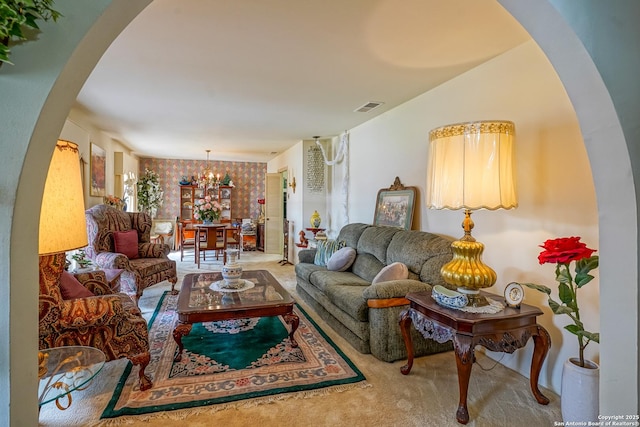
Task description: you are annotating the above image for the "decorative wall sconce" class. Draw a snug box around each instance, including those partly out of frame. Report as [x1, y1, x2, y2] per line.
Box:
[289, 176, 297, 193]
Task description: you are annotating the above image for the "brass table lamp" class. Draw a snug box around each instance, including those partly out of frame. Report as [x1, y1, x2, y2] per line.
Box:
[426, 121, 517, 306]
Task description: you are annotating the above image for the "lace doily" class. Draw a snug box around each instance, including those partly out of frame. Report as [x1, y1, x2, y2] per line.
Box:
[457, 298, 505, 314]
[209, 280, 255, 293]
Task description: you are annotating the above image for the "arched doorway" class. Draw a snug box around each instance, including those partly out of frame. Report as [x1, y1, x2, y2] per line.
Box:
[0, 1, 635, 423]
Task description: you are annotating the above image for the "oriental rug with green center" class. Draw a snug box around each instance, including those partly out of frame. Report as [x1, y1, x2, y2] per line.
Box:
[101, 292, 368, 419]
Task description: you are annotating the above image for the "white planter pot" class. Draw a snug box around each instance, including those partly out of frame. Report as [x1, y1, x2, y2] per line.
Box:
[561, 357, 599, 423]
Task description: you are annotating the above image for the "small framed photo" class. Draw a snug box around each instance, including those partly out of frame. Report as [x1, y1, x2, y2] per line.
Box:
[373, 177, 417, 230]
[90, 142, 106, 197]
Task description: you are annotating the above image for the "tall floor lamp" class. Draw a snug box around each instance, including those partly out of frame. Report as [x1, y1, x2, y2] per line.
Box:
[426, 121, 517, 306]
[38, 140, 88, 375]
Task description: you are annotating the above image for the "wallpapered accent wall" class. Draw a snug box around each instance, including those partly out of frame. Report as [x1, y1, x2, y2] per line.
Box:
[139, 158, 267, 221]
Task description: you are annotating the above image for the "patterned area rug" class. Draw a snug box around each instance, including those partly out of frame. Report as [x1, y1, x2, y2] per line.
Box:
[101, 292, 367, 420]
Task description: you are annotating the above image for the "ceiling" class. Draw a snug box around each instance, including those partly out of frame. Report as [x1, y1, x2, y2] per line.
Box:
[74, 0, 531, 163]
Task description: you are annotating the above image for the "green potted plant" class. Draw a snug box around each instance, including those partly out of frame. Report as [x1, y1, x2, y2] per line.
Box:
[0, 0, 62, 65]
[70, 248, 92, 272]
[523, 236, 599, 423]
[137, 168, 164, 218]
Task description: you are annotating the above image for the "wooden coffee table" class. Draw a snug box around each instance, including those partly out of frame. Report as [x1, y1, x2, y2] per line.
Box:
[173, 270, 299, 362]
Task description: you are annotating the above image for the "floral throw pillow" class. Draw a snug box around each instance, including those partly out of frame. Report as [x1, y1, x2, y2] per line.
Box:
[314, 239, 345, 267]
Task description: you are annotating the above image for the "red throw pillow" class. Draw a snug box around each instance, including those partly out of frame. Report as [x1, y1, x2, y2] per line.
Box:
[113, 229, 139, 259]
[60, 271, 94, 300]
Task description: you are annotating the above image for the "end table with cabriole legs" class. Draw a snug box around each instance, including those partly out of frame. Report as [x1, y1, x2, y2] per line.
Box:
[399, 291, 551, 424]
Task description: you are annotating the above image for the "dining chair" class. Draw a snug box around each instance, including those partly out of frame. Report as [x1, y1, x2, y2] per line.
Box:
[178, 221, 196, 262]
[196, 225, 228, 268]
[226, 224, 242, 258]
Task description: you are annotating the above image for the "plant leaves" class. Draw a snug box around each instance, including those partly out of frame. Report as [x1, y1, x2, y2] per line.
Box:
[583, 331, 600, 343]
[564, 324, 583, 336]
[576, 256, 599, 274]
[575, 273, 594, 288]
[558, 282, 573, 304]
[522, 283, 551, 294]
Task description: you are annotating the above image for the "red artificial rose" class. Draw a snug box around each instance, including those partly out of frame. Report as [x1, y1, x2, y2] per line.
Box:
[538, 236, 597, 265]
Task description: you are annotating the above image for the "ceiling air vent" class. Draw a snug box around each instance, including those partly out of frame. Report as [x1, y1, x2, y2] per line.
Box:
[354, 101, 384, 113]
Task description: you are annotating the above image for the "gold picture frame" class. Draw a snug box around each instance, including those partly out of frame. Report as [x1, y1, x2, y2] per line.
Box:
[373, 177, 417, 230]
[90, 142, 106, 197]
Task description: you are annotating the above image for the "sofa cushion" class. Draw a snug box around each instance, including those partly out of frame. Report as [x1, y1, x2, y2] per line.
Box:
[324, 284, 369, 322]
[113, 229, 139, 259]
[337, 223, 370, 249]
[387, 230, 453, 285]
[327, 247, 357, 272]
[295, 262, 326, 283]
[309, 270, 370, 293]
[60, 271, 95, 299]
[351, 253, 385, 283]
[357, 226, 401, 265]
[314, 239, 344, 266]
[372, 262, 409, 284]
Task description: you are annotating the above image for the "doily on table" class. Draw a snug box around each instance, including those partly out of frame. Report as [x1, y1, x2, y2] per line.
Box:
[458, 298, 505, 314]
[209, 279, 255, 293]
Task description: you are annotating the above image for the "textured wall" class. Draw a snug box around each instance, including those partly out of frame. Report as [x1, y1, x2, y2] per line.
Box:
[139, 158, 266, 221]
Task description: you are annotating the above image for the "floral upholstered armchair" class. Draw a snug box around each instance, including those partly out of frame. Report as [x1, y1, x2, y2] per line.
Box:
[39, 253, 152, 390]
[85, 204, 178, 303]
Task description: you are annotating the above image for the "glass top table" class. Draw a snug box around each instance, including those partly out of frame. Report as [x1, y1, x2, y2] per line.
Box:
[173, 270, 299, 361]
[38, 345, 106, 409]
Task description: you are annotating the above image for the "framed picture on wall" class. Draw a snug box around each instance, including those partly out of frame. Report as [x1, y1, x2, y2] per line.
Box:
[373, 177, 417, 230]
[90, 142, 106, 197]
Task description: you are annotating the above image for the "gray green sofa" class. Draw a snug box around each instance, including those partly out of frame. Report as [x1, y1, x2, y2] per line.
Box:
[295, 223, 455, 362]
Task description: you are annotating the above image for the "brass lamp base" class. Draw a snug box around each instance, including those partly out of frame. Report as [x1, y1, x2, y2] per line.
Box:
[440, 210, 497, 307]
[457, 288, 490, 307]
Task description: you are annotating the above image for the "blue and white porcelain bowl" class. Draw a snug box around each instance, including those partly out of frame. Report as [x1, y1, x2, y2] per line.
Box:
[432, 285, 468, 309]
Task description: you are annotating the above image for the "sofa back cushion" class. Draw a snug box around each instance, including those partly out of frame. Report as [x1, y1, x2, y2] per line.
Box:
[337, 223, 370, 249]
[351, 226, 401, 282]
[387, 230, 453, 286]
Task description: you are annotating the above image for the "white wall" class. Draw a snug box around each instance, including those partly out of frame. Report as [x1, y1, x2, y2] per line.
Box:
[65, 109, 140, 209]
[298, 40, 598, 395]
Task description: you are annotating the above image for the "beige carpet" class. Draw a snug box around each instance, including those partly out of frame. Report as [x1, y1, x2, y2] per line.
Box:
[39, 250, 562, 426]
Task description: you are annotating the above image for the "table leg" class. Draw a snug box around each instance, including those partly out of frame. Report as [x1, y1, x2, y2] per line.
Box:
[173, 323, 192, 362]
[530, 325, 551, 405]
[453, 334, 474, 424]
[399, 310, 414, 375]
[283, 312, 299, 347]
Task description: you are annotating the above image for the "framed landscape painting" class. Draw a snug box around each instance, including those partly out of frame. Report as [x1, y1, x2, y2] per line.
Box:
[373, 177, 416, 230]
[90, 142, 106, 197]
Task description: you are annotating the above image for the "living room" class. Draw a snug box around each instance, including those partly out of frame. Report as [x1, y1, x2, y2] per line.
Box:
[1, 1, 638, 426]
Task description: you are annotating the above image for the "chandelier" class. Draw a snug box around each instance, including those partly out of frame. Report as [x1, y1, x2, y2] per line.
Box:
[198, 149, 220, 191]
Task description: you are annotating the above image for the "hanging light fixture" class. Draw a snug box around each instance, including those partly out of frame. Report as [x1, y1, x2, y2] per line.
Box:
[198, 149, 220, 191]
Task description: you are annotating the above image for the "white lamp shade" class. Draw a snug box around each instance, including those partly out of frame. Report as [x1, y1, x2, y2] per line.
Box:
[39, 140, 88, 255]
[427, 120, 517, 210]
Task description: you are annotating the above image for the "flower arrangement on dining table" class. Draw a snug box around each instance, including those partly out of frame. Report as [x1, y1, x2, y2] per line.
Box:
[523, 236, 599, 368]
[193, 195, 222, 223]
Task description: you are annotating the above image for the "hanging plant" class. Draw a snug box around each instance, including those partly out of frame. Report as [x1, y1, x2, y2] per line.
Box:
[137, 168, 164, 218]
[0, 0, 62, 65]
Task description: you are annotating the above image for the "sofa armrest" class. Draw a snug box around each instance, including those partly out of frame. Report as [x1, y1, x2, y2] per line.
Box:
[298, 248, 317, 264]
[363, 279, 432, 300]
